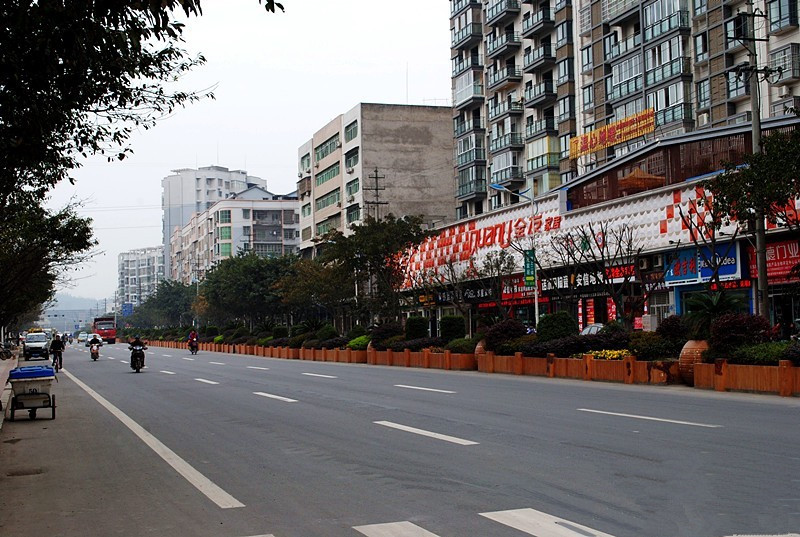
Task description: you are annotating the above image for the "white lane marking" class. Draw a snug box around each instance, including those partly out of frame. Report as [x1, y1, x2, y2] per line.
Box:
[61, 369, 244, 509]
[107, 357, 115, 360]
[160, 371, 176, 375]
[195, 378, 219, 385]
[354, 521, 440, 536]
[577, 408, 723, 428]
[395, 384, 455, 394]
[480, 507, 617, 536]
[374, 421, 478, 446]
[209, 361, 226, 365]
[240, 535, 277, 537]
[253, 392, 297, 403]
[162, 354, 172, 357]
[182, 357, 195, 361]
[246, 366, 269, 371]
[302, 372, 337, 379]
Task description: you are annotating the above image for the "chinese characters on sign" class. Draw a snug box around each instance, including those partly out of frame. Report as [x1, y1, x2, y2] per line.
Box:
[569, 109, 656, 159]
[747, 239, 800, 283]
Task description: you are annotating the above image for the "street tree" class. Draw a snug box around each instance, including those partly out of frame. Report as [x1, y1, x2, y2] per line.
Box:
[128, 280, 194, 328]
[275, 258, 354, 323]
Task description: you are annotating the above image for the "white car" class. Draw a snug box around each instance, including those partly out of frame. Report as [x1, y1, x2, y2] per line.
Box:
[77, 332, 88, 343]
[85, 334, 104, 346]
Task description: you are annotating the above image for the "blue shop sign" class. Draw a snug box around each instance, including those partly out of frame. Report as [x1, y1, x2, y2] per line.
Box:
[664, 243, 741, 286]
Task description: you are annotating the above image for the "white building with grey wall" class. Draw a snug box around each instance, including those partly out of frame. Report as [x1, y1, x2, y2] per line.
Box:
[117, 246, 165, 309]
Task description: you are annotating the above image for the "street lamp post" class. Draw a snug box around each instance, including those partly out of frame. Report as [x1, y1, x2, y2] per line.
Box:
[489, 183, 540, 327]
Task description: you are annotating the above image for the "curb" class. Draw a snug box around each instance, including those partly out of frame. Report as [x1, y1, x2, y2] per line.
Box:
[0, 353, 19, 431]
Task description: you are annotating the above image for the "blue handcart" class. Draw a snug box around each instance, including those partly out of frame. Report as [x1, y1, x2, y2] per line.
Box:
[8, 365, 56, 421]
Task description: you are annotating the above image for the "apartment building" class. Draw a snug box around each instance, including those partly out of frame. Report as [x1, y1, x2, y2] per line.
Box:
[296, 103, 455, 256]
[169, 187, 300, 284]
[451, 0, 800, 217]
[162, 165, 267, 267]
[117, 246, 165, 308]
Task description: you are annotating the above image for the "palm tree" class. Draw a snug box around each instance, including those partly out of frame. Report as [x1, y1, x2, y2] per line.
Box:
[683, 292, 744, 340]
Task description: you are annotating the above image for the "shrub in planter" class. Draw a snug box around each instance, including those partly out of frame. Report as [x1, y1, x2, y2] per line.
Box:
[203, 326, 219, 337]
[232, 327, 250, 340]
[256, 337, 273, 346]
[629, 331, 678, 361]
[600, 320, 629, 335]
[522, 335, 584, 358]
[729, 341, 791, 365]
[213, 335, 224, 344]
[347, 325, 367, 339]
[497, 334, 538, 356]
[656, 315, 686, 342]
[347, 335, 371, 350]
[245, 337, 258, 346]
[315, 323, 338, 342]
[484, 319, 527, 351]
[370, 322, 403, 350]
[389, 337, 445, 352]
[290, 324, 306, 337]
[445, 337, 479, 354]
[708, 313, 771, 360]
[583, 331, 630, 351]
[289, 333, 310, 349]
[269, 337, 291, 347]
[272, 326, 289, 339]
[440, 315, 466, 342]
[320, 336, 349, 349]
[379, 335, 405, 351]
[536, 311, 579, 342]
[405, 316, 429, 340]
[782, 341, 800, 366]
[302, 339, 321, 349]
[232, 336, 250, 345]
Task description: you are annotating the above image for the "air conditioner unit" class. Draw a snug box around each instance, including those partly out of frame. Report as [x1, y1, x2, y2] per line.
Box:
[638, 257, 651, 271]
[346, 167, 354, 174]
[346, 195, 355, 203]
[336, 141, 342, 148]
[314, 162, 319, 168]
[779, 86, 793, 99]
[336, 201, 342, 207]
[697, 112, 709, 127]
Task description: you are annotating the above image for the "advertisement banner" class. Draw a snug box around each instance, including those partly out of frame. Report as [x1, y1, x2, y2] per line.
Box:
[664, 243, 740, 286]
[747, 239, 800, 283]
[569, 109, 655, 159]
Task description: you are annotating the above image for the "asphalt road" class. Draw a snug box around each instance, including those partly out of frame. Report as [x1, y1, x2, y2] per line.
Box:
[1, 343, 799, 537]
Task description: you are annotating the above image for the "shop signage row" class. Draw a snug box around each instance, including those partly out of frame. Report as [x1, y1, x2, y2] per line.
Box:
[664, 243, 741, 286]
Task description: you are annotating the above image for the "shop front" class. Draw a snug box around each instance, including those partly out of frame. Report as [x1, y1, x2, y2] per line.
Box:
[747, 237, 800, 335]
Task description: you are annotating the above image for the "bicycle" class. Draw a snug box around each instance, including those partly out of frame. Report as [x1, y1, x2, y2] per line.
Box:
[51, 351, 63, 372]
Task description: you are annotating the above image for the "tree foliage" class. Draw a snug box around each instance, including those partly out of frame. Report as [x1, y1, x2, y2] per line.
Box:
[275, 258, 354, 321]
[127, 280, 194, 328]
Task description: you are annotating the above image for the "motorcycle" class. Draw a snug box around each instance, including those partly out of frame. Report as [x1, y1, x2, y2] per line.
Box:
[129, 344, 147, 373]
[188, 337, 198, 355]
[90, 343, 100, 361]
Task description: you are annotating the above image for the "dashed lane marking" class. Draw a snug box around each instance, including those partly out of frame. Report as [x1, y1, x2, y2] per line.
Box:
[480, 507, 618, 536]
[195, 378, 219, 385]
[394, 384, 455, 394]
[302, 372, 337, 379]
[209, 361, 226, 365]
[253, 392, 297, 403]
[577, 408, 723, 428]
[354, 521, 439, 536]
[374, 421, 478, 446]
[182, 357, 195, 361]
[160, 371, 176, 375]
[246, 366, 269, 371]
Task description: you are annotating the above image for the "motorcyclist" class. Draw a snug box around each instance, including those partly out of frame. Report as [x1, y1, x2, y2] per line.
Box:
[50, 334, 65, 370]
[88, 334, 102, 347]
[187, 329, 198, 351]
[129, 334, 147, 367]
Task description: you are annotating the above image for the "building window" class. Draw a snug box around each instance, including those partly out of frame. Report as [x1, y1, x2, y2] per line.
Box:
[694, 32, 708, 62]
[725, 15, 749, 49]
[315, 189, 341, 211]
[300, 153, 311, 173]
[559, 134, 571, 159]
[696, 79, 710, 109]
[242, 209, 251, 219]
[346, 205, 361, 224]
[580, 45, 593, 73]
[694, 0, 707, 16]
[556, 21, 572, 48]
[314, 134, 340, 161]
[345, 148, 359, 169]
[345, 120, 358, 142]
[726, 70, 749, 98]
[769, 0, 798, 32]
[582, 85, 594, 109]
[315, 162, 340, 187]
[557, 96, 574, 122]
[557, 59, 573, 85]
[220, 243, 232, 258]
[770, 44, 800, 82]
[219, 226, 231, 240]
[217, 210, 231, 224]
[346, 178, 360, 197]
[301, 227, 312, 241]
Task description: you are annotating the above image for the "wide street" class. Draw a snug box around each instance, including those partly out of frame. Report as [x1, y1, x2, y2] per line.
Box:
[1, 343, 798, 537]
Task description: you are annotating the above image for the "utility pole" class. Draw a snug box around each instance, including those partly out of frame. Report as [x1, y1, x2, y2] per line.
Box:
[363, 167, 388, 221]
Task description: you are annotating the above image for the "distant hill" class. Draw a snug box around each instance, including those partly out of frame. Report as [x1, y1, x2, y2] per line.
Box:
[50, 293, 101, 311]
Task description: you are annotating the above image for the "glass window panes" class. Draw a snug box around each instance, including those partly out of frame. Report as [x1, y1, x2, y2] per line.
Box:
[314, 134, 340, 161]
[768, 0, 798, 32]
[218, 210, 231, 224]
[346, 178, 360, 196]
[315, 162, 340, 187]
[219, 226, 231, 240]
[301, 203, 311, 217]
[696, 79, 710, 108]
[344, 121, 358, 142]
[242, 209, 250, 219]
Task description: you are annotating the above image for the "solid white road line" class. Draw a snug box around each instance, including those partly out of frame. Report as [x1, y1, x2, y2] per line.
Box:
[302, 372, 337, 379]
[394, 384, 455, 394]
[182, 357, 195, 361]
[195, 378, 219, 385]
[209, 361, 226, 365]
[160, 371, 176, 375]
[577, 408, 723, 428]
[61, 369, 244, 509]
[246, 366, 269, 371]
[354, 521, 440, 536]
[253, 392, 297, 403]
[480, 507, 617, 536]
[374, 421, 478, 446]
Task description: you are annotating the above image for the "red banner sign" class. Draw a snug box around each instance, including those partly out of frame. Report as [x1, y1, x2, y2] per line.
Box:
[570, 109, 655, 159]
[748, 239, 800, 283]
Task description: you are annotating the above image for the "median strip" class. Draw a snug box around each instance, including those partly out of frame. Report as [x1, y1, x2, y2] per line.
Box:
[374, 421, 478, 446]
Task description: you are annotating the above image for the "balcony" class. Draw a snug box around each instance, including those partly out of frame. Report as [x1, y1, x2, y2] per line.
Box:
[489, 132, 524, 153]
[453, 83, 485, 110]
[607, 75, 642, 101]
[451, 0, 481, 17]
[457, 178, 487, 200]
[645, 56, 691, 86]
[727, 80, 751, 101]
[555, 0, 572, 11]
[456, 147, 487, 167]
[601, 0, 639, 23]
[770, 44, 800, 85]
[527, 153, 560, 173]
[606, 33, 641, 61]
[452, 23, 483, 49]
[486, 0, 521, 26]
[452, 55, 483, 77]
[454, 117, 485, 137]
[524, 80, 556, 106]
[487, 66, 523, 90]
[491, 166, 525, 186]
[521, 8, 554, 38]
[488, 99, 524, 121]
[525, 117, 557, 139]
[655, 103, 693, 126]
[486, 33, 522, 59]
[523, 43, 555, 73]
[644, 10, 690, 41]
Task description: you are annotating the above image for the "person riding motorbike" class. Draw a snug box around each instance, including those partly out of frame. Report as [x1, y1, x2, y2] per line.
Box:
[187, 329, 199, 353]
[50, 334, 65, 370]
[128, 335, 147, 369]
[88, 334, 102, 347]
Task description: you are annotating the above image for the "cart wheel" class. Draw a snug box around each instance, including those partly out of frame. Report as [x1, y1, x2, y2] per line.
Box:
[51, 395, 56, 420]
[29, 408, 37, 420]
[8, 396, 15, 422]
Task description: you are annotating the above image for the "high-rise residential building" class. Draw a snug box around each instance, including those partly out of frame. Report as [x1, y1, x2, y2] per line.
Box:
[296, 103, 455, 256]
[161, 165, 267, 267]
[169, 187, 300, 284]
[450, 0, 800, 217]
[117, 246, 165, 308]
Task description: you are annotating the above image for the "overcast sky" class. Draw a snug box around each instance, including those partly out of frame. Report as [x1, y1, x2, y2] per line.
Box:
[48, 0, 452, 301]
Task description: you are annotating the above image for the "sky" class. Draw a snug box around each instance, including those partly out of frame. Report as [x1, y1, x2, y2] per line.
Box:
[48, 0, 452, 301]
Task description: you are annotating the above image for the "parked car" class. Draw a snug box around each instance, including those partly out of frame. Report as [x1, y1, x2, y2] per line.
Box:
[23, 332, 50, 360]
[580, 323, 604, 336]
[77, 332, 88, 343]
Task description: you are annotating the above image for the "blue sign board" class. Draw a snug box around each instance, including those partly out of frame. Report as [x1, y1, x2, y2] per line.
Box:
[664, 243, 741, 286]
[121, 302, 134, 317]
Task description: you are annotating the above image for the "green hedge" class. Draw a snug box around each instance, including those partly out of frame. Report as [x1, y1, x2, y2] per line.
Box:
[440, 316, 466, 342]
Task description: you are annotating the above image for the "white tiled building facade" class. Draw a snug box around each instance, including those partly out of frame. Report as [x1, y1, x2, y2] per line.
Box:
[117, 246, 165, 308]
